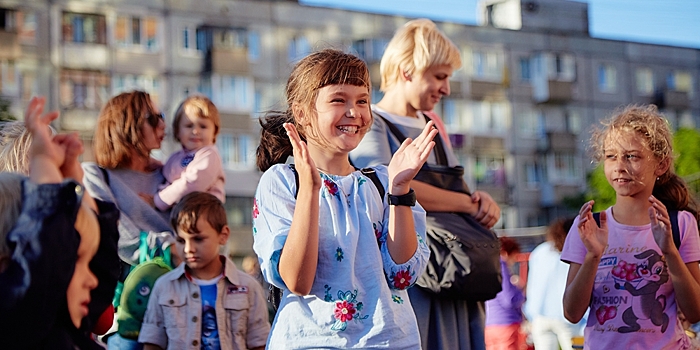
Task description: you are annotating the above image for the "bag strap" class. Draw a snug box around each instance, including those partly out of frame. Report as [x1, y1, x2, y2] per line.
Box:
[592, 210, 681, 249]
[288, 163, 385, 202]
[373, 111, 448, 166]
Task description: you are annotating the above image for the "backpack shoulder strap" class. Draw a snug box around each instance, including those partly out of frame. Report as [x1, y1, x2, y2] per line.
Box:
[99, 166, 110, 186]
[593, 210, 681, 249]
[359, 167, 385, 201]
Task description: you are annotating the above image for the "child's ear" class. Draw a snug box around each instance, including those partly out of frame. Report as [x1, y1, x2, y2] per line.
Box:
[292, 103, 305, 124]
[655, 157, 671, 177]
[218, 225, 230, 245]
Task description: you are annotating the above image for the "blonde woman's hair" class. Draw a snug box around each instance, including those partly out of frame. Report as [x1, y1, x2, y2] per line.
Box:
[0, 121, 32, 174]
[0, 172, 23, 267]
[379, 18, 462, 92]
[172, 95, 221, 143]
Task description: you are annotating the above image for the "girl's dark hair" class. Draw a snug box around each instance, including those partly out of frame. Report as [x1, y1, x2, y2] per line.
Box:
[256, 49, 371, 172]
[548, 217, 574, 252]
[590, 104, 699, 222]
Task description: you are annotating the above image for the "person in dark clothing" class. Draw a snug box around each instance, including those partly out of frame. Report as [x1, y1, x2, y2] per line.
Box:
[0, 96, 119, 349]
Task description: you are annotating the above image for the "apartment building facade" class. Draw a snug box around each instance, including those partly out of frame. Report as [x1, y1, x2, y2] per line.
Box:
[0, 0, 697, 256]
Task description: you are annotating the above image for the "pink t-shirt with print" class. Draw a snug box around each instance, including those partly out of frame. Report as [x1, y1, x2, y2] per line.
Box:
[561, 207, 700, 350]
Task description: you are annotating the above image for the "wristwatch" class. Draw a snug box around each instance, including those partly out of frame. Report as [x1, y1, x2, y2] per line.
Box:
[388, 188, 416, 206]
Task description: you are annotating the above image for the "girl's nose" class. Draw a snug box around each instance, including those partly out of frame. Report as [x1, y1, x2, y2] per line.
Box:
[87, 270, 98, 289]
[440, 80, 451, 96]
[346, 109, 356, 118]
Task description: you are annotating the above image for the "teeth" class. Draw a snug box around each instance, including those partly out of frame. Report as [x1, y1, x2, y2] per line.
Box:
[338, 126, 359, 134]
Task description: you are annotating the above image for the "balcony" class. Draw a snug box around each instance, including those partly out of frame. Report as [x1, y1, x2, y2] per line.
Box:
[653, 89, 690, 110]
[206, 47, 250, 75]
[60, 108, 99, 133]
[113, 50, 163, 73]
[220, 111, 254, 132]
[0, 30, 20, 59]
[538, 131, 577, 152]
[469, 79, 505, 100]
[61, 43, 109, 70]
[533, 80, 573, 104]
[471, 135, 505, 152]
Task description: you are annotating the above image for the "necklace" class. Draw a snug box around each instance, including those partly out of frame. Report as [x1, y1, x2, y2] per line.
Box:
[318, 170, 354, 207]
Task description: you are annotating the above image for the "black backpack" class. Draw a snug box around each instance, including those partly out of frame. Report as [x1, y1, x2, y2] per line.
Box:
[593, 210, 681, 249]
[268, 164, 385, 311]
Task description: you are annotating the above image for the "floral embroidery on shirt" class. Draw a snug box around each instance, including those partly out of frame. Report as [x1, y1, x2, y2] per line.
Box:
[252, 199, 259, 219]
[335, 247, 344, 262]
[331, 289, 369, 331]
[358, 177, 366, 187]
[390, 268, 414, 290]
[392, 295, 404, 304]
[320, 173, 340, 198]
[324, 285, 333, 302]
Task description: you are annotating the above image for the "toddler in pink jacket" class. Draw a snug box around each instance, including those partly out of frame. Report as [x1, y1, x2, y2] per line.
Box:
[154, 95, 226, 211]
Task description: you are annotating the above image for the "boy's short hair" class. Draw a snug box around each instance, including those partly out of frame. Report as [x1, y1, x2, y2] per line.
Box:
[170, 192, 227, 235]
[0, 172, 23, 263]
[380, 18, 462, 92]
[172, 95, 221, 143]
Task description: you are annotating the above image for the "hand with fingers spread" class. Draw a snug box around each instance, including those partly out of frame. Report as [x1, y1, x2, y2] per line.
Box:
[471, 190, 501, 229]
[387, 121, 438, 194]
[648, 195, 674, 254]
[284, 122, 321, 191]
[25, 96, 64, 171]
[577, 200, 608, 258]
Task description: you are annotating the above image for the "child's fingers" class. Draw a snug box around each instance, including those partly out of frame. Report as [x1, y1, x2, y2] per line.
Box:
[418, 141, 435, 161]
[414, 121, 436, 145]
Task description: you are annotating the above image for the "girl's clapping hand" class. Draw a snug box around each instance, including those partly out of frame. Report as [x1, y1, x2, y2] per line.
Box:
[577, 200, 608, 258]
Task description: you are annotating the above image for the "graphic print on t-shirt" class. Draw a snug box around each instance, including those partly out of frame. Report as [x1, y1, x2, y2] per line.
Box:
[594, 248, 670, 334]
[200, 284, 221, 350]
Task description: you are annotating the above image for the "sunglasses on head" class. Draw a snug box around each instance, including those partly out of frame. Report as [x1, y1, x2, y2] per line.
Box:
[146, 111, 165, 127]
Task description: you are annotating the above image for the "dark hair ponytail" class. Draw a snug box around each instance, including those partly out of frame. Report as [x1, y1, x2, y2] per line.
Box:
[256, 111, 298, 172]
[653, 173, 700, 222]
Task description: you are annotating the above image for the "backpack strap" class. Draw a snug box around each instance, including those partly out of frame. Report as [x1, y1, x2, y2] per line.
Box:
[288, 163, 385, 202]
[592, 210, 681, 249]
[373, 111, 448, 166]
[99, 166, 110, 186]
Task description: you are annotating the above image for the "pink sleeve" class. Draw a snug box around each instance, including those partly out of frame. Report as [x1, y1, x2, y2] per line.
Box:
[155, 145, 224, 210]
[560, 215, 587, 264]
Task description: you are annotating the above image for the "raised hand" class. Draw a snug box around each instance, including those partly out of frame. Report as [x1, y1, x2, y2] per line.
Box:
[387, 121, 438, 194]
[56, 132, 85, 183]
[284, 123, 321, 190]
[25, 96, 63, 169]
[649, 195, 674, 254]
[577, 200, 608, 258]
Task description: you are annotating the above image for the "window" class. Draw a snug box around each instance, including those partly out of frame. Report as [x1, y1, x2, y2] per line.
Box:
[519, 57, 531, 82]
[247, 30, 260, 61]
[548, 152, 580, 183]
[598, 63, 617, 93]
[62, 12, 106, 44]
[115, 15, 158, 51]
[471, 100, 509, 133]
[667, 70, 694, 98]
[636, 68, 654, 95]
[59, 70, 109, 109]
[516, 108, 544, 138]
[205, 75, 253, 112]
[523, 161, 543, 189]
[17, 11, 36, 43]
[112, 75, 161, 105]
[0, 8, 16, 30]
[288, 36, 310, 62]
[180, 25, 204, 54]
[471, 49, 503, 81]
[565, 109, 582, 135]
[352, 38, 389, 62]
[0, 59, 19, 96]
[219, 133, 255, 169]
[474, 156, 506, 186]
[548, 53, 575, 81]
[21, 72, 36, 101]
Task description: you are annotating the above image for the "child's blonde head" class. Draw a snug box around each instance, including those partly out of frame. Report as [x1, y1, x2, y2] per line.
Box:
[380, 18, 462, 92]
[172, 95, 221, 143]
[256, 49, 371, 171]
[1, 121, 34, 174]
[170, 192, 228, 235]
[0, 172, 23, 272]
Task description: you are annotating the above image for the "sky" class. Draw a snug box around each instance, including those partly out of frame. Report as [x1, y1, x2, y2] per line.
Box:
[299, 0, 700, 49]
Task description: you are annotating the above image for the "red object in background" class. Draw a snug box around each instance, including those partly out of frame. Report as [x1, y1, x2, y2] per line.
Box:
[92, 304, 114, 335]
